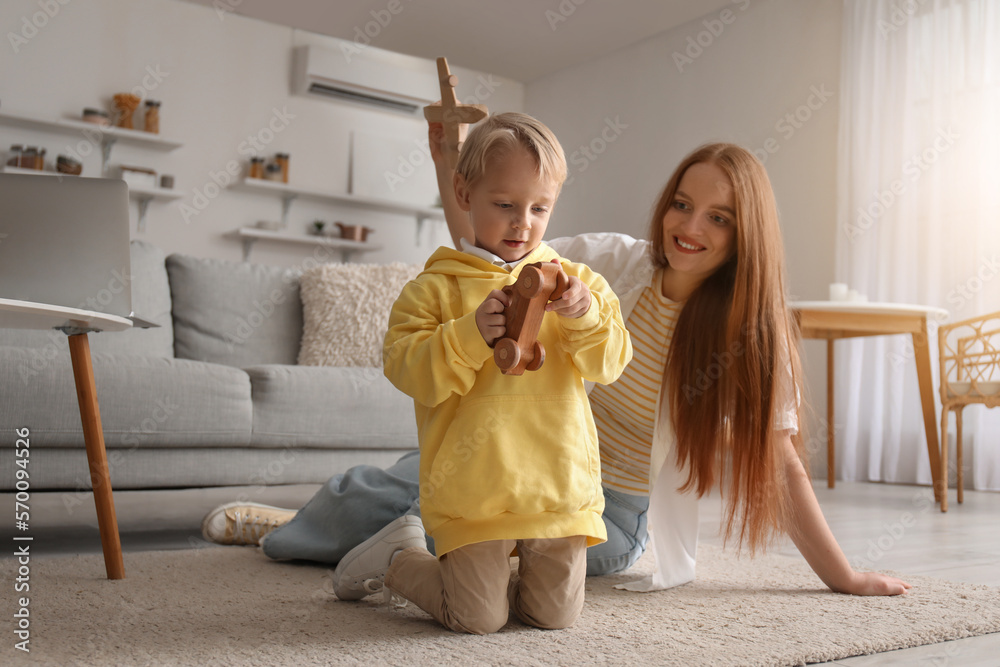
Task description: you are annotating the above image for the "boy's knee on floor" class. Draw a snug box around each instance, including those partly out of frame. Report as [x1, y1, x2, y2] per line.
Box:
[450, 606, 508, 635]
[517, 603, 581, 630]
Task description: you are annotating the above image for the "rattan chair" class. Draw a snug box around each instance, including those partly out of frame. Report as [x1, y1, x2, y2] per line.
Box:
[937, 310, 1000, 511]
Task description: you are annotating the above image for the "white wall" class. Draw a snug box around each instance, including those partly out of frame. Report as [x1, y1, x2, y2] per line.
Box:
[1, 0, 523, 267]
[524, 0, 843, 476]
[5, 0, 841, 474]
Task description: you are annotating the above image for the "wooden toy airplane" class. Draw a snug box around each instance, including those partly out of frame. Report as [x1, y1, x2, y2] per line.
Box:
[423, 57, 489, 169]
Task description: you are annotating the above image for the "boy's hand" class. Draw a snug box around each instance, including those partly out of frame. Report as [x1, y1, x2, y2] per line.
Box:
[546, 275, 591, 319]
[428, 121, 445, 164]
[428, 120, 468, 169]
[476, 289, 510, 346]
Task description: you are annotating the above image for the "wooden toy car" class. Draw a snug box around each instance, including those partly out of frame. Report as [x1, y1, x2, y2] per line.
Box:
[493, 261, 569, 375]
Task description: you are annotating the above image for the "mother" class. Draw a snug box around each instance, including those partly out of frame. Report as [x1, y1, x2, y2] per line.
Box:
[202, 123, 909, 597]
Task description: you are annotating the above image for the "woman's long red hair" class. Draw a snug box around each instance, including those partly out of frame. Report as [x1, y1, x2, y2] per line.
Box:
[649, 143, 805, 553]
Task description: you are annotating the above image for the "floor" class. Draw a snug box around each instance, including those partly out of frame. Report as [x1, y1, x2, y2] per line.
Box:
[701, 482, 1000, 666]
[3, 480, 998, 665]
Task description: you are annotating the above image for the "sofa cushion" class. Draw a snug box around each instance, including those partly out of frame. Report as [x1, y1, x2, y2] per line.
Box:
[0, 240, 174, 358]
[92, 240, 174, 357]
[0, 346, 252, 449]
[297, 262, 422, 367]
[0, 447, 415, 490]
[245, 365, 417, 449]
[167, 253, 302, 367]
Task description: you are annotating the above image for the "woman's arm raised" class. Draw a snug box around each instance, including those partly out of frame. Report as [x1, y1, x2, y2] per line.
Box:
[781, 432, 911, 596]
[429, 122, 474, 249]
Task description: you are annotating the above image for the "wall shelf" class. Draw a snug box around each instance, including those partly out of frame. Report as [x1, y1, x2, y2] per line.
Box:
[230, 227, 384, 262]
[230, 178, 444, 238]
[128, 185, 185, 232]
[1, 166, 61, 176]
[0, 110, 182, 176]
[0, 167, 183, 232]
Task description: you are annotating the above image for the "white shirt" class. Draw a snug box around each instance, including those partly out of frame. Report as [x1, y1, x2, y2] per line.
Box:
[548, 232, 799, 592]
[458, 238, 528, 272]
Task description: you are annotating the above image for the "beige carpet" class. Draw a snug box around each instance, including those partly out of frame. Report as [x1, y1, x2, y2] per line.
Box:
[4, 544, 999, 666]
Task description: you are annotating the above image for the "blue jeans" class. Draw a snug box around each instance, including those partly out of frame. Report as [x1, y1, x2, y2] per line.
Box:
[261, 451, 649, 577]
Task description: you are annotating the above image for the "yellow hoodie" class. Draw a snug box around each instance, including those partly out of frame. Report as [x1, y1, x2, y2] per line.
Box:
[383, 243, 632, 556]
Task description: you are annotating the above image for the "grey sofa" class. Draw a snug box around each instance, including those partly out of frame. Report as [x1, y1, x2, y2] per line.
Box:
[0, 241, 417, 492]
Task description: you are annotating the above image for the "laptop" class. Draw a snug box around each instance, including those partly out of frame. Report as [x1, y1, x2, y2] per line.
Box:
[0, 173, 155, 326]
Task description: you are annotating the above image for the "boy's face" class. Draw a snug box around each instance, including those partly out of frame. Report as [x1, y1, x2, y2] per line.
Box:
[454, 146, 559, 263]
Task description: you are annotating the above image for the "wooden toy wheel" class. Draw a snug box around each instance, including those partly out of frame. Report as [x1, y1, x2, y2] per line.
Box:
[525, 341, 545, 371]
[494, 338, 521, 371]
[516, 265, 545, 299]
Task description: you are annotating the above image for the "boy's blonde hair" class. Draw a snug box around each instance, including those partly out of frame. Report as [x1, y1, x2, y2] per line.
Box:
[455, 112, 567, 188]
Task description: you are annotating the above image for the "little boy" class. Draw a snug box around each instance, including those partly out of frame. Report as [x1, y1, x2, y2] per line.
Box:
[338, 112, 631, 634]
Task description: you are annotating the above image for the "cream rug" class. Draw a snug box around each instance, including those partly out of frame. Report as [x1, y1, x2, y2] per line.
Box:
[4, 544, 999, 666]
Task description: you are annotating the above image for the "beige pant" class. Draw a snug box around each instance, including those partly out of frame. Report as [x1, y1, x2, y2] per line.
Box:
[384, 535, 588, 635]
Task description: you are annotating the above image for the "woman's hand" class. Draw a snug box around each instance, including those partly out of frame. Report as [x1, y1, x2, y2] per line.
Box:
[476, 289, 510, 346]
[546, 273, 592, 319]
[836, 571, 911, 596]
[780, 432, 912, 597]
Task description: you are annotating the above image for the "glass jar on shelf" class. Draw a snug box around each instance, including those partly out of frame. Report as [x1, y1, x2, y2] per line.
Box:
[6, 144, 24, 168]
[249, 156, 265, 179]
[274, 153, 289, 183]
[20, 147, 39, 170]
[264, 163, 283, 182]
[144, 100, 160, 134]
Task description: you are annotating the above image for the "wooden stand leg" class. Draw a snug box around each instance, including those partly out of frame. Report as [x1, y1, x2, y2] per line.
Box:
[940, 407, 949, 512]
[956, 409, 964, 505]
[67, 333, 125, 579]
[939, 421, 949, 513]
[911, 326, 943, 507]
[827, 338, 835, 489]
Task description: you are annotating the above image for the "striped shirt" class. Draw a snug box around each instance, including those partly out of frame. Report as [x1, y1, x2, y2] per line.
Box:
[590, 269, 681, 495]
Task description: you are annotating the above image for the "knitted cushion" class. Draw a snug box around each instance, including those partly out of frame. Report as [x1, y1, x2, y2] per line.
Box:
[297, 263, 422, 367]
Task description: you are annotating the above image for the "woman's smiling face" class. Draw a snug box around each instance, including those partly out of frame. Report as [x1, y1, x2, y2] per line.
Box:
[661, 161, 738, 287]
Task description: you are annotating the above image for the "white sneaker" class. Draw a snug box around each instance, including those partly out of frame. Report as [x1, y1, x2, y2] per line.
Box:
[332, 514, 426, 601]
[200, 502, 296, 546]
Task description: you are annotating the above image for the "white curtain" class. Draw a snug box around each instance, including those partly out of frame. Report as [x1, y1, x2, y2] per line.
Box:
[837, 0, 1000, 490]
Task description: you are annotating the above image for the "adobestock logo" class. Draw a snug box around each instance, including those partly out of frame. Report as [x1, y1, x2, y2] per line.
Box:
[384, 74, 501, 193]
[223, 289, 289, 353]
[878, 0, 930, 38]
[752, 84, 834, 165]
[672, 0, 751, 72]
[420, 407, 510, 501]
[946, 255, 999, 312]
[7, 0, 71, 54]
[61, 65, 170, 168]
[545, 0, 588, 31]
[339, 0, 415, 63]
[180, 106, 296, 224]
[843, 126, 959, 243]
[564, 116, 628, 186]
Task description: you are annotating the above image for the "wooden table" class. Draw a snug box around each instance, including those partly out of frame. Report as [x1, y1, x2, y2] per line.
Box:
[792, 301, 949, 505]
[1, 298, 132, 578]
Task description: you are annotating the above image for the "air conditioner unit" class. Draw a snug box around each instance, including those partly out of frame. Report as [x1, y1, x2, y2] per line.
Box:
[293, 42, 437, 115]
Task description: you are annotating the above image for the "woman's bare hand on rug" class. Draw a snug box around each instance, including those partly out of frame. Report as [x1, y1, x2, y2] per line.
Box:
[781, 434, 911, 597]
[840, 571, 912, 596]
